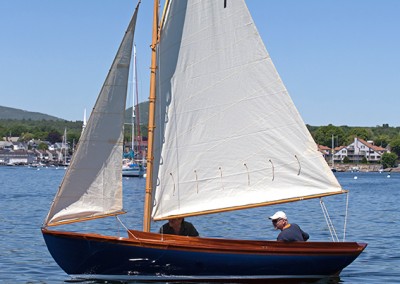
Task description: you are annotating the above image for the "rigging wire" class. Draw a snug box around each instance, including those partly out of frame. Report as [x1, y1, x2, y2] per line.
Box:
[116, 215, 139, 240]
[320, 198, 339, 242]
[343, 192, 349, 241]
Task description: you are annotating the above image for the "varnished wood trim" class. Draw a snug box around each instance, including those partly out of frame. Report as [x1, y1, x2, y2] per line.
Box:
[42, 227, 366, 256]
[154, 190, 348, 221]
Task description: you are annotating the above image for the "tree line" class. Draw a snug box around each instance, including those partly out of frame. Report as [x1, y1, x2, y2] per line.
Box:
[2, 119, 400, 159]
[307, 123, 400, 155]
[307, 124, 400, 168]
[0, 119, 146, 147]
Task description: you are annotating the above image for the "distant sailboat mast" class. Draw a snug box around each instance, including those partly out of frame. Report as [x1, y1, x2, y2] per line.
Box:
[125, 45, 138, 157]
[331, 134, 335, 168]
[61, 127, 67, 165]
[131, 45, 136, 154]
[133, 45, 142, 158]
[81, 108, 87, 135]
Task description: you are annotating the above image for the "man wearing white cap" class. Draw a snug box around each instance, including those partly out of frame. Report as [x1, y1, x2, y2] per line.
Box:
[269, 211, 309, 242]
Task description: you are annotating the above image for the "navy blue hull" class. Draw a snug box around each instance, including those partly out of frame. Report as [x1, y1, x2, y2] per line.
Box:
[42, 229, 366, 281]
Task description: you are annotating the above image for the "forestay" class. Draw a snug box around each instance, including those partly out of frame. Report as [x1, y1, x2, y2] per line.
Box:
[151, 0, 343, 221]
[44, 6, 139, 226]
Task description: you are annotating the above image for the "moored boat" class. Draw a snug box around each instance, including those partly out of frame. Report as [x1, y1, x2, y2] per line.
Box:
[122, 158, 145, 177]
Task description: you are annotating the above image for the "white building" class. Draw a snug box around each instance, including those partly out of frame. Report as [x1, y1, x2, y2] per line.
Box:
[333, 137, 387, 163]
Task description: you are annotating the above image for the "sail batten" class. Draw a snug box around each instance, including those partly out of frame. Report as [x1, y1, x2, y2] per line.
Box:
[151, 0, 342, 220]
[43, 4, 139, 227]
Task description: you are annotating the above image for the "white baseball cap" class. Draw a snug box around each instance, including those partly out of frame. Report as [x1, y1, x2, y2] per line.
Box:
[269, 211, 287, 220]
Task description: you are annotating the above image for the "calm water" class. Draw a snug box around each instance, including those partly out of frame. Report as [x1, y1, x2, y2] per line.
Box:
[0, 166, 399, 283]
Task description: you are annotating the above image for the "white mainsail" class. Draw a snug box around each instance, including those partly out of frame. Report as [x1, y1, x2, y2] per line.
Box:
[44, 5, 139, 226]
[151, 0, 343, 220]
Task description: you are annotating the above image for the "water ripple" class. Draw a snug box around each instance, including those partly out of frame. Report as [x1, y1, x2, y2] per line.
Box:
[1, 168, 399, 283]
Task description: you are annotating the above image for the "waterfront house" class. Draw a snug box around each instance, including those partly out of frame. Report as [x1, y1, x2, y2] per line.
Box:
[333, 137, 387, 163]
[0, 141, 13, 150]
[0, 149, 36, 165]
[318, 145, 331, 159]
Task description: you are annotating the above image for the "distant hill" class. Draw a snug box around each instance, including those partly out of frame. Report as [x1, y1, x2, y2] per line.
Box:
[124, 101, 149, 126]
[0, 106, 63, 121]
[1, 102, 150, 124]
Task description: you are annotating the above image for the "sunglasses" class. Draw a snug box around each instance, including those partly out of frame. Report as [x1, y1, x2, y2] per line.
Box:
[272, 218, 282, 224]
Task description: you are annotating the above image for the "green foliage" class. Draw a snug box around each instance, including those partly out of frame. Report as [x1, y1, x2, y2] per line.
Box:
[20, 132, 34, 142]
[68, 132, 81, 145]
[389, 138, 400, 157]
[124, 101, 149, 140]
[381, 152, 398, 169]
[343, 156, 350, 163]
[124, 101, 149, 128]
[0, 117, 148, 147]
[0, 119, 83, 144]
[308, 124, 400, 149]
[373, 134, 390, 148]
[3, 104, 400, 154]
[47, 131, 63, 144]
[348, 128, 371, 141]
[361, 157, 368, 164]
[313, 124, 345, 147]
[339, 127, 374, 145]
[38, 142, 48, 150]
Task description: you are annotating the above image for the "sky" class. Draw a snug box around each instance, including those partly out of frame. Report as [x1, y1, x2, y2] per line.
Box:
[0, 0, 399, 127]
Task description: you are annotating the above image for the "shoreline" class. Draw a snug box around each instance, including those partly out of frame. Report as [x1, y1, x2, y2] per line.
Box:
[2, 163, 399, 173]
[332, 164, 399, 173]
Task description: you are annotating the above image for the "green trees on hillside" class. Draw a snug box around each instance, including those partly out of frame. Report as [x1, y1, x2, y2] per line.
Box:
[0, 119, 84, 145]
[312, 125, 376, 147]
[308, 124, 400, 149]
[2, 118, 400, 156]
[381, 152, 398, 168]
[313, 125, 345, 147]
[389, 138, 400, 156]
[0, 119, 146, 146]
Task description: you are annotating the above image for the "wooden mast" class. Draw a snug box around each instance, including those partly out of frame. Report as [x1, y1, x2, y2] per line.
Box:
[143, 0, 159, 232]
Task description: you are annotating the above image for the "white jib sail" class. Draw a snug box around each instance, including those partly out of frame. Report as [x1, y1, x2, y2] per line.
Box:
[151, 0, 343, 220]
[44, 5, 139, 226]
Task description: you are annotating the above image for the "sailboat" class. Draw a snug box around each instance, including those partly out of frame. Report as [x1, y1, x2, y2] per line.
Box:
[42, 0, 366, 281]
[59, 127, 69, 167]
[122, 45, 145, 178]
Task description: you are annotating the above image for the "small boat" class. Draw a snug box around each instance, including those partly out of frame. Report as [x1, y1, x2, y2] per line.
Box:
[122, 158, 145, 177]
[121, 44, 145, 178]
[42, 0, 366, 281]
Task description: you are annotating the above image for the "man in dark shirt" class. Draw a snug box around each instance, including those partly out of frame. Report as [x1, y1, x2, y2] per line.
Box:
[159, 218, 199, 237]
[269, 211, 309, 242]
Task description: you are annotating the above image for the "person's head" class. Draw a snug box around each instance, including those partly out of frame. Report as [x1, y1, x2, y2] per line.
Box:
[168, 217, 183, 228]
[269, 211, 288, 230]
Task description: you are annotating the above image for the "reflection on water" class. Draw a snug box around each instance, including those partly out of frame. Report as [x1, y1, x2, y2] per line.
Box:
[64, 275, 341, 284]
[0, 168, 399, 283]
